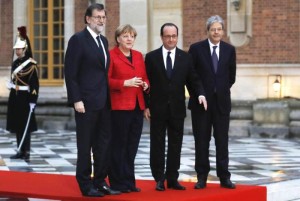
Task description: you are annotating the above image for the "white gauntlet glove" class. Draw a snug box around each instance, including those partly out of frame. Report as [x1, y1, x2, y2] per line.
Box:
[29, 103, 36, 112]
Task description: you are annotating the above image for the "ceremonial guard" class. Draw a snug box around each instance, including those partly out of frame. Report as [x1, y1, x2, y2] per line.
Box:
[6, 26, 39, 162]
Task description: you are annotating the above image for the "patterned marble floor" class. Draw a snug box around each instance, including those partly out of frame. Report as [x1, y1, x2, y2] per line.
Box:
[0, 128, 300, 201]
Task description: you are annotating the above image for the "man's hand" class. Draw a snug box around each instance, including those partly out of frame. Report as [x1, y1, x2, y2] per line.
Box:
[74, 101, 85, 113]
[198, 96, 207, 111]
[144, 108, 151, 121]
[142, 82, 149, 91]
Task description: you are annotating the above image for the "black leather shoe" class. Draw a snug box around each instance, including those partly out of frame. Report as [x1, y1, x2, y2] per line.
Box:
[194, 179, 207, 189]
[130, 187, 141, 192]
[155, 181, 165, 191]
[220, 179, 236, 189]
[167, 181, 186, 190]
[10, 152, 23, 159]
[120, 189, 131, 193]
[82, 187, 105, 197]
[22, 152, 30, 162]
[98, 185, 121, 195]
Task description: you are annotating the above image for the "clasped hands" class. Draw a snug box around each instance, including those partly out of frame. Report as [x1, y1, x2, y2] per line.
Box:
[124, 76, 148, 91]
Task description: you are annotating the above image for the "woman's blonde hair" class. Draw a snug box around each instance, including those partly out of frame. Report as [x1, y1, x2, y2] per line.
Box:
[115, 24, 137, 45]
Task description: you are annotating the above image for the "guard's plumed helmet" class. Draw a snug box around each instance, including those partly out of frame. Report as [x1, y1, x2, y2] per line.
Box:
[13, 38, 27, 49]
[13, 26, 33, 58]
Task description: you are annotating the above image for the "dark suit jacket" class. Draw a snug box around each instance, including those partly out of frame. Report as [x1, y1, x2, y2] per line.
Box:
[145, 46, 205, 119]
[64, 28, 110, 111]
[188, 39, 236, 114]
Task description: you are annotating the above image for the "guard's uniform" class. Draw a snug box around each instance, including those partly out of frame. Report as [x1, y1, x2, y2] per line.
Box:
[6, 56, 39, 156]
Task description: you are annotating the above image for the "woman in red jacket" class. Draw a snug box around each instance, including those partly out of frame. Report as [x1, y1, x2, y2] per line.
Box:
[108, 24, 149, 193]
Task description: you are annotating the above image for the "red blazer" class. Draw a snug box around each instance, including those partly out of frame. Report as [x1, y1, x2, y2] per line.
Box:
[108, 46, 149, 110]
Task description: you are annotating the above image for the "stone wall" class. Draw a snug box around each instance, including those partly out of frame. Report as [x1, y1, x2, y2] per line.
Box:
[1, 97, 300, 138]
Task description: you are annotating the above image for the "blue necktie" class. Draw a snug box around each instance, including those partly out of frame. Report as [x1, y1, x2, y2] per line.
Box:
[166, 51, 172, 79]
[212, 46, 218, 73]
[96, 36, 105, 67]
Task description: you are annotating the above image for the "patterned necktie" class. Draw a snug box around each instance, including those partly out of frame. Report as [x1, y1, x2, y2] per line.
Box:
[166, 51, 172, 78]
[96, 36, 105, 67]
[212, 46, 218, 73]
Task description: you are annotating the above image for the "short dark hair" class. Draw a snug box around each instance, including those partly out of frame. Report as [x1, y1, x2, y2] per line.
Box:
[84, 3, 106, 24]
[160, 23, 178, 36]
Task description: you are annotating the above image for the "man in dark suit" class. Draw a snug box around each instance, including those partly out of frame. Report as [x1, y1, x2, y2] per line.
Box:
[188, 15, 237, 189]
[64, 3, 120, 197]
[144, 23, 207, 191]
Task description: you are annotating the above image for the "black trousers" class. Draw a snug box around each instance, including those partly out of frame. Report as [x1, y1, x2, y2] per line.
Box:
[75, 105, 111, 193]
[109, 107, 143, 190]
[191, 94, 231, 180]
[16, 131, 31, 153]
[150, 112, 184, 183]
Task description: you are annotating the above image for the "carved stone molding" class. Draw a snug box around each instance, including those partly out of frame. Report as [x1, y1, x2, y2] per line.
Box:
[227, 0, 252, 47]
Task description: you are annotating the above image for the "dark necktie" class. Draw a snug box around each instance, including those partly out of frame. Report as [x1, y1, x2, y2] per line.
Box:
[212, 46, 218, 73]
[96, 36, 105, 67]
[166, 51, 172, 79]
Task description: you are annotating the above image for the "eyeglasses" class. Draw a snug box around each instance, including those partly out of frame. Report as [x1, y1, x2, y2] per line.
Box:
[91, 16, 106, 21]
[163, 35, 178, 40]
[209, 28, 223, 33]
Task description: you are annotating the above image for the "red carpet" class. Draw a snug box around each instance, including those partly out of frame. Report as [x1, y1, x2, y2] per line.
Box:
[0, 170, 266, 201]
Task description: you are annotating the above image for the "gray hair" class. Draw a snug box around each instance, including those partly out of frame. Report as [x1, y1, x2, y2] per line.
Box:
[206, 15, 224, 31]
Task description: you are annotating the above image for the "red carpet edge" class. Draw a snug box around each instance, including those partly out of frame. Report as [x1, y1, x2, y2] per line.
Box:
[0, 170, 267, 201]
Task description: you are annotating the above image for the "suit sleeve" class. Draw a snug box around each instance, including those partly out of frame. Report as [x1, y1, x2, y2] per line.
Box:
[108, 53, 126, 92]
[229, 47, 236, 88]
[186, 53, 205, 98]
[144, 53, 151, 108]
[29, 64, 39, 103]
[139, 53, 150, 94]
[64, 34, 83, 104]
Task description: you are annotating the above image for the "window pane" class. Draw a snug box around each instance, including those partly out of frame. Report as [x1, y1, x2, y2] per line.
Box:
[34, 39, 40, 50]
[34, 0, 40, 7]
[34, 25, 40, 36]
[61, 39, 64, 49]
[34, 11, 40, 22]
[53, 67, 60, 79]
[53, 24, 59, 36]
[34, 53, 40, 63]
[41, 67, 48, 79]
[42, 24, 48, 36]
[41, 10, 48, 22]
[53, 39, 60, 50]
[41, 39, 48, 50]
[53, 0, 60, 7]
[54, 53, 60, 64]
[60, 52, 65, 64]
[41, 0, 48, 8]
[42, 53, 48, 64]
[53, 10, 59, 21]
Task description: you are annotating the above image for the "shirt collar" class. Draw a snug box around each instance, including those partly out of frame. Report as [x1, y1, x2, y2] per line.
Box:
[162, 46, 176, 55]
[87, 26, 100, 39]
[208, 39, 220, 48]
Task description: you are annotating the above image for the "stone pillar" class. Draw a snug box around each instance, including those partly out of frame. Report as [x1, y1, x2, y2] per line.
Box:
[120, 0, 148, 54]
[147, 0, 182, 52]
